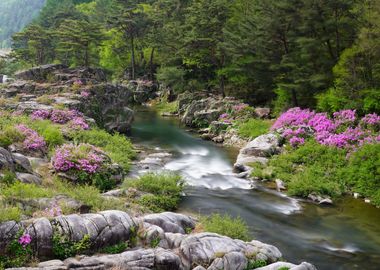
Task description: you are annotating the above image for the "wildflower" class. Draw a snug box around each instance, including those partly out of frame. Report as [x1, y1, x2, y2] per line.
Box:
[16, 124, 46, 150]
[18, 233, 32, 248]
[80, 91, 90, 98]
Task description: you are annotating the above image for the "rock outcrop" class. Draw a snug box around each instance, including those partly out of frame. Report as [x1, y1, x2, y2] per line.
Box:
[1, 211, 317, 270]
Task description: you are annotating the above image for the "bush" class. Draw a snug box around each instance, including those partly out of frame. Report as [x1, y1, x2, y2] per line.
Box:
[123, 173, 184, 212]
[72, 129, 135, 171]
[265, 141, 347, 197]
[0, 126, 25, 148]
[345, 144, 380, 206]
[237, 119, 272, 139]
[201, 213, 250, 241]
[31, 121, 64, 149]
[0, 170, 17, 186]
[151, 99, 179, 114]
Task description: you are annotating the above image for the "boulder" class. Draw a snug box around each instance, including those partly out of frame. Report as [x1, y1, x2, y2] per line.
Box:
[255, 262, 317, 270]
[0, 147, 15, 171]
[307, 193, 333, 205]
[234, 134, 281, 172]
[12, 153, 33, 173]
[16, 172, 42, 185]
[141, 212, 196, 234]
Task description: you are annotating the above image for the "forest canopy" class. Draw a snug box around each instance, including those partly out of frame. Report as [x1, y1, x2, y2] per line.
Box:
[7, 0, 380, 114]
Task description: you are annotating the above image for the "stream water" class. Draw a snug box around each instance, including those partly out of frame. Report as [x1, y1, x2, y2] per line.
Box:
[131, 108, 380, 270]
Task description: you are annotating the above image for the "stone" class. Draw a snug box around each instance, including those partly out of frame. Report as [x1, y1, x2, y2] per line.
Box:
[255, 261, 317, 270]
[364, 198, 371, 204]
[308, 193, 333, 205]
[212, 135, 225, 144]
[15, 64, 68, 81]
[12, 153, 33, 173]
[275, 179, 286, 191]
[254, 108, 271, 119]
[234, 134, 280, 172]
[142, 212, 196, 234]
[16, 172, 42, 185]
[0, 147, 15, 171]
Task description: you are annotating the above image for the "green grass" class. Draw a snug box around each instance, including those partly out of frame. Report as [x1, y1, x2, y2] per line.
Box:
[252, 140, 380, 206]
[236, 119, 272, 139]
[151, 99, 179, 114]
[72, 128, 135, 171]
[201, 213, 250, 241]
[1, 182, 55, 199]
[0, 205, 22, 222]
[123, 173, 184, 212]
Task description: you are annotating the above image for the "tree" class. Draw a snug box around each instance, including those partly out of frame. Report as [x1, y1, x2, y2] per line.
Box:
[55, 18, 104, 67]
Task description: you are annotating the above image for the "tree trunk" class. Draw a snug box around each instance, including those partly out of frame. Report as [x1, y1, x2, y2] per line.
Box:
[131, 36, 135, 80]
[149, 47, 155, 81]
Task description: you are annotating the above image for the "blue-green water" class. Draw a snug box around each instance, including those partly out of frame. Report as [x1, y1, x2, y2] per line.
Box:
[131, 108, 380, 270]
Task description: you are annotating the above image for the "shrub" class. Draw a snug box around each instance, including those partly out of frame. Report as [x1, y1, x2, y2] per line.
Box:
[30, 121, 65, 149]
[0, 170, 17, 186]
[100, 242, 128, 254]
[0, 230, 32, 267]
[72, 129, 135, 171]
[200, 213, 250, 241]
[0, 126, 25, 148]
[52, 233, 90, 260]
[16, 124, 46, 151]
[124, 173, 184, 212]
[151, 99, 179, 114]
[345, 144, 380, 206]
[245, 259, 267, 269]
[266, 140, 347, 197]
[237, 119, 272, 139]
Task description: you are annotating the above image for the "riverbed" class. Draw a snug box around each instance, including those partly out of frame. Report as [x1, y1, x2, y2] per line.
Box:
[130, 108, 380, 270]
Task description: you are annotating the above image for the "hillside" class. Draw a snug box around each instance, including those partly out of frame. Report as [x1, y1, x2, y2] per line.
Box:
[0, 0, 46, 48]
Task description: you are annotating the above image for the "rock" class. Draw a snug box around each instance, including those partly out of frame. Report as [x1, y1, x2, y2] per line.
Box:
[0, 147, 15, 171]
[16, 172, 42, 185]
[307, 193, 333, 205]
[234, 134, 280, 172]
[236, 171, 251, 179]
[207, 252, 248, 270]
[255, 261, 317, 270]
[193, 267, 207, 270]
[12, 153, 33, 173]
[364, 198, 371, 204]
[15, 64, 68, 81]
[353, 193, 361, 199]
[38, 260, 65, 268]
[212, 135, 224, 144]
[275, 179, 286, 191]
[254, 108, 271, 119]
[179, 233, 282, 269]
[142, 212, 196, 234]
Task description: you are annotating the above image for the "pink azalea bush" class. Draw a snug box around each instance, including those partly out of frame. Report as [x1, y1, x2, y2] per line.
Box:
[272, 108, 380, 149]
[31, 109, 89, 130]
[52, 143, 104, 174]
[16, 124, 46, 151]
[80, 90, 90, 98]
[44, 203, 62, 217]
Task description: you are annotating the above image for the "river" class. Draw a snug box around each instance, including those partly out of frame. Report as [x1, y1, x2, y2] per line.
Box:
[130, 108, 380, 270]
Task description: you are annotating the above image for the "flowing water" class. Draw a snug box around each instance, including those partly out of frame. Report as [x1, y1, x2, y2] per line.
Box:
[131, 108, 380, 270]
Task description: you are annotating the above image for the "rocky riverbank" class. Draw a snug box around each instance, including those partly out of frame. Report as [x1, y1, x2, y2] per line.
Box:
[0, 65, 317, 269]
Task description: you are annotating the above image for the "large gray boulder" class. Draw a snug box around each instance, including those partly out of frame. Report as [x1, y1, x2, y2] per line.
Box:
[15, 64, 68, 81]
[255, 262, 317, 270]
[234, 133, 281, 172]
[0, 147, 15, 171]
[141, 212, 196, 234]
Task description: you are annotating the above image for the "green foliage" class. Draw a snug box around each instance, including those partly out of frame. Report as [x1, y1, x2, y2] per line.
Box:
[156, 67, 186, 93]
[100, 242, 128, 254]
[72, 128, 135, 171]
[236, 119, 272, 139]
[345, 144, 380, 206]
[0, 205, 21, 222]
[123, 173, 184, 212]
[0, 170, 17, 186]
[52, 232, 91, 260]
[1, 182, 54, 199]
[245, 259, 267, 269]
[0, 126, 25, 147]
[0, 230, 32, 268]
[151, 99, 179, 114]
[31, 120, 64, 149]
[256, 141, 380, 205]
[201, 213, 250, 241]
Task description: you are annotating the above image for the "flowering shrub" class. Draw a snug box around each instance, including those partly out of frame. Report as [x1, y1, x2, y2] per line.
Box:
[0, 230, 33, 267]
[272, 108, 379, 149]
[31, 109, 89, 130]
[52, 143, 116, 191]
[53, 143, 104, 174]
[16, 124, 46, 151]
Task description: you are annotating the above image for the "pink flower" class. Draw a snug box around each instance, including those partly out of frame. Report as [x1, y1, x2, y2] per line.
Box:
[18, 233, 32, 248]
[80, 91, 90, 98]
[289, 136, 305, 147]
[16, 124, 46, 151]
[68, 117, 90, 130]
[31, 109, 50, 120]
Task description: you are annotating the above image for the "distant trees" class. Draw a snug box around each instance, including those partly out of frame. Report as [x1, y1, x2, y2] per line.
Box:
[0, 0, 46, 48]
[9, 0, 380, 114]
